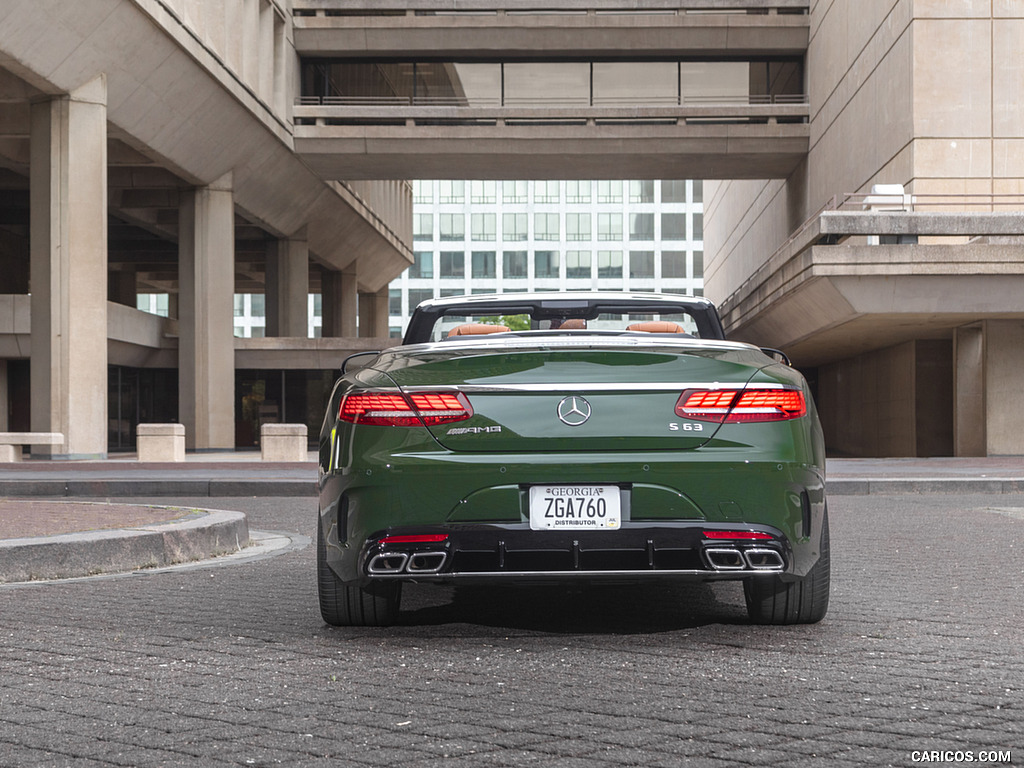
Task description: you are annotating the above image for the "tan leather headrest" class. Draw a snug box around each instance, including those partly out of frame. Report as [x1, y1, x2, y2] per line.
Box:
[558, 318, 587, 329]
[627, 321, 685, 333]
[447, 323, 510, 337]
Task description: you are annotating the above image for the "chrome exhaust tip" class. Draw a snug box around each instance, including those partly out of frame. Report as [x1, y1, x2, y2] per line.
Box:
[704, 547, 746, 571]
[743, 548, 785, 570]
[368, 552, 409, 574]
[406, 551, 447, 574]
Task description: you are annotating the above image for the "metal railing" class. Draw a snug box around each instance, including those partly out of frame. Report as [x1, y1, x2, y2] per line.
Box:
[293, 0, 810, 16]
[296, 93, 809, 108]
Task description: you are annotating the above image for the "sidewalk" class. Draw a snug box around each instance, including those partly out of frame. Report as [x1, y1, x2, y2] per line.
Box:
[1, 454, 1022, 583]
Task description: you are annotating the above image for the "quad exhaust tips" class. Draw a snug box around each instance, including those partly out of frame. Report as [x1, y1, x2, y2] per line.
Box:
[368, 550, 447, 575]
[705, 547, 784, 572]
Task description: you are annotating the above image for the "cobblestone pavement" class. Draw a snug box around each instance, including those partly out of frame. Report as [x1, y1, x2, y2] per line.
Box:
[1, 494, 1021, 768]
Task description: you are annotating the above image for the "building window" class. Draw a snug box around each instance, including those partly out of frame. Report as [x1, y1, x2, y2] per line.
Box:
[233, 294, 245, 317]
[503, 213, 528, 241]
[566, 213, 591, 242]
[439, 180, 465, 204]
[472, 251, 496, 278]
[566, 180, 591, 203]
[413, 180, 433, 204]
[630, 251, 654, 279]
[410, 251, 433, 279]
[566, 250, 591, 279]
[693, 250, 704, 279]
[693, 212, 704, 241]
[389, 289, 402, 316]
[692, 179, 703, 203]
[470, 180, 497, 204]
[662, 251, 687, 278]
[504, 251, 527, 278]
[597, 180, 622, 203]
[439, 213, 464, 241]
[503, 180, 528, 204]
[661, 180, 686, 203]
[629, 180, 654, 203]
[661, 213, 687, 240]
[534, 180, 559, 204]
[534, 213, 559, 241]
[413, 213, 433, 241]
[598, 250, 623, 278]
[535, 250, 559, 278]
[597, 213, 622, 241]
[408, 288, 434, 309]
[439, 251, 465, 278]
[629, 213, 654, 241]
[471, 213, 497, 241]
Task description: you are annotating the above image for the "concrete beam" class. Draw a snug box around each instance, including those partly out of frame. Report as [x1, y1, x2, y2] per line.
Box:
[294, 2, 809, 58]
[295, 122, 809, 180]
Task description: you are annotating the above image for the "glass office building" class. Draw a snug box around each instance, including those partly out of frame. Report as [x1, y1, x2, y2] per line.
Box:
[390, 179, 704, 337]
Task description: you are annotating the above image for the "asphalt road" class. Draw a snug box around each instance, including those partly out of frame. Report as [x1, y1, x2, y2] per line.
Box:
[1, 494, 1021, 768]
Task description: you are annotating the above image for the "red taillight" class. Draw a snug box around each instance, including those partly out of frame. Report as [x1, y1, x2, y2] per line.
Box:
[676, 388, 806, 423]
[380, 534, 449, 545]
[703, 531, 774, 540]
[338, 391, 473, 427]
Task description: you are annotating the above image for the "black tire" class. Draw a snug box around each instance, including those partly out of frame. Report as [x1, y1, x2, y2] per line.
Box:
[317, 516, 401, 627]
[744, 507, 830, 625]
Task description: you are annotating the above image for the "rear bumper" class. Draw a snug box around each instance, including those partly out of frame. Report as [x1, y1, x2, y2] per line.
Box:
[354, 521, 795, 586]
[319, 449, 826, 584]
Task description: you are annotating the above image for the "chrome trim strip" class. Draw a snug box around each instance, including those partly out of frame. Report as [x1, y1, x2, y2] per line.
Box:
[366, 569, 774, 580]
[400, 382, 795, 393]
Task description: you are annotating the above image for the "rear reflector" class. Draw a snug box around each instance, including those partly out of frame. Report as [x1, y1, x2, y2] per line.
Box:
[380, 534, 450, 545]
[676, 388, 806, 423]
[339, 391, 473, 427]
[703, 531, 774, 540]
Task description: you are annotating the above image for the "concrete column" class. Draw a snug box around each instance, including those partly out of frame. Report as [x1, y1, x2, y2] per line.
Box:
[265, 234, 309, 337]
[980, 321, 1024, 456]
[179, 172, 235, 451]
[358, 287, 389, 339]
[321, 269, 358, 337]
[954, 324, 985, 457]
[108, 267, 137, 307]
[0, 360, 8, 432]
[29, 75, 108, 458]
[954, 321, 1024, 456]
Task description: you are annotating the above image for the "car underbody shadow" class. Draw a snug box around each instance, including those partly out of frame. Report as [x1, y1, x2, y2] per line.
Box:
[395, 579, 751, 633]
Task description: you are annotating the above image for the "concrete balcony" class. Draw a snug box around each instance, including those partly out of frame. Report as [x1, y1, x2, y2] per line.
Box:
[293, 97, 809, 179]
[293, 1, 809, 58]
[717, 207, 1024, 367]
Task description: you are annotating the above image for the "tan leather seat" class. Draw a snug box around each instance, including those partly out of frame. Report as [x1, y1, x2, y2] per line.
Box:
[447, 323, 510, 337]
[627, 321, 685, 333]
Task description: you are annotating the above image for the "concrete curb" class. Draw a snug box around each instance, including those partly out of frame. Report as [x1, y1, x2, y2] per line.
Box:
[0, 508, 249, 584]
[829, 478, 1024, 495]
[0, 480, 316, 497]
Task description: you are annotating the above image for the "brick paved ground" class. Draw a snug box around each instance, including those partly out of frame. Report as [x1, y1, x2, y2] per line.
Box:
[0, 493, 1021, 767]
[0, 500, 191, 540]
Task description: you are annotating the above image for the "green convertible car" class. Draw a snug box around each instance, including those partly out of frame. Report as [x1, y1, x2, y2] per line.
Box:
[317, 292, 829, 626]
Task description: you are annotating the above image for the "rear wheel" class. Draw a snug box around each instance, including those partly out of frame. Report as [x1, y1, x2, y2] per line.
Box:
[744, 507, 830, 625]
[317, 515, 401, 627]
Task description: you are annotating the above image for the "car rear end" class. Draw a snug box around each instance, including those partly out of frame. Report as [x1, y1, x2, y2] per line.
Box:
[317, 338, 827, 624]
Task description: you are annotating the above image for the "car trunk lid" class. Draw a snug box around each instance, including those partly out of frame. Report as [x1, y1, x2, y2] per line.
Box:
[377, 345, 764, 452]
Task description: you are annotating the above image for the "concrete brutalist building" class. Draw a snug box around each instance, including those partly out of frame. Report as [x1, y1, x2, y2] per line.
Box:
[0, 1, 1021, 458]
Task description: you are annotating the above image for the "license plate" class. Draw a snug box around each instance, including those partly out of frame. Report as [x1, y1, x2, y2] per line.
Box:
[528, 485, 621, 531]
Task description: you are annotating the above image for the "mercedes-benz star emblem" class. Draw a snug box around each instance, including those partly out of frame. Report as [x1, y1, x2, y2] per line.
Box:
[557, 395, 592, 427]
